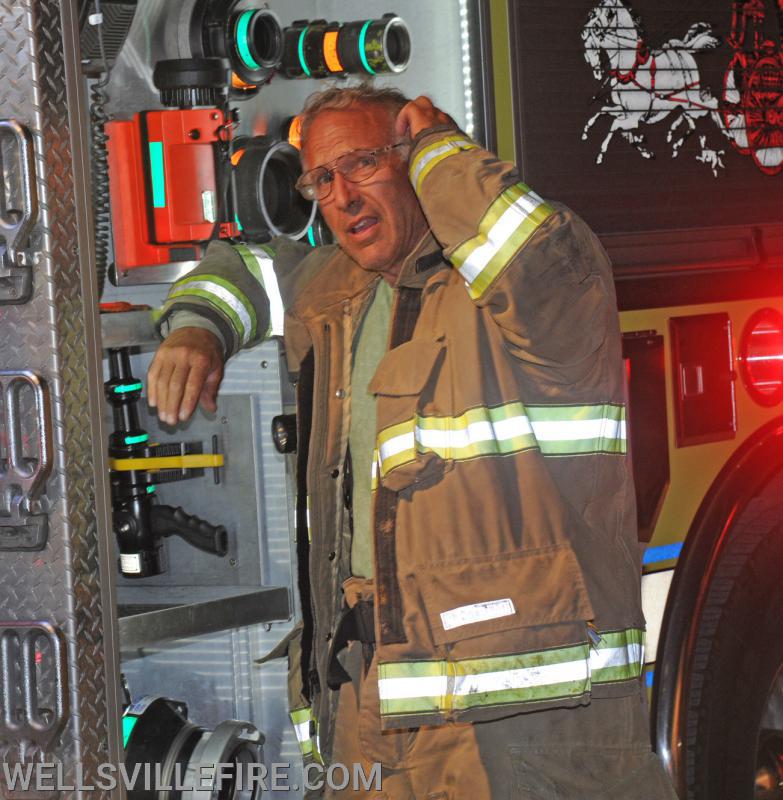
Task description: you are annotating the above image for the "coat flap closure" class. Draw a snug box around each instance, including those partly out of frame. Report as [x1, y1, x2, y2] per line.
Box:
[254, 620, 303, 664]
[368, 339, 444, 397]
[414, 545, 594, 646]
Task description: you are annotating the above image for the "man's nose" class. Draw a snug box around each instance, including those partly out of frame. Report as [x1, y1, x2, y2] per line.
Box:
[331, 171, 361, 211]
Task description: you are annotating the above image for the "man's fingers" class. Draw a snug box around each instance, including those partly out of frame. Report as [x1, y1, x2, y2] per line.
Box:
[146, 358, 160, 408]
[396, 96, 452, 139]
[149, 358, 175, 423]
[198, 367, 224, 416]
[395, 96, 432, 136]
[178, 362, 210, 422]
[160, 362, 189, 425]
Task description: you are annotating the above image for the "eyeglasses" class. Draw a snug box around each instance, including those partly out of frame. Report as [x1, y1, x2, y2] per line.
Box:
[295, 142, 408, 202]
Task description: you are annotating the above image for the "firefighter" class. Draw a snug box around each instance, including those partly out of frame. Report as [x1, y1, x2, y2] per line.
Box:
[147, 86, 678, 799]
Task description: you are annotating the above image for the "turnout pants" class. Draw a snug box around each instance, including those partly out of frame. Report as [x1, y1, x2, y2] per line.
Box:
[323, 582, 678, 800]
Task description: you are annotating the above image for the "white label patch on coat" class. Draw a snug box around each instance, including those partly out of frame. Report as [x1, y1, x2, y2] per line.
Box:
[440, 599, 516, 630]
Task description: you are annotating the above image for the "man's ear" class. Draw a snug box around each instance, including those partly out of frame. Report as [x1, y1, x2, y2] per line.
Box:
[394, 139, 412, 164]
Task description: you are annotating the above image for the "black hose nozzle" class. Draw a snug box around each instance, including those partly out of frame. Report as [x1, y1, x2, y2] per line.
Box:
[151, 504, 228, 556]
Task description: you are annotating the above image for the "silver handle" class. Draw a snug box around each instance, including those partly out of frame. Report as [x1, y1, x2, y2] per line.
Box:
[0, 119, 38, 268]
[0, 370, 53, 508]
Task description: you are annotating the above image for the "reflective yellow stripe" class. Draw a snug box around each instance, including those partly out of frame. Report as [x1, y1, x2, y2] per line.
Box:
[290, 707, 317, 758]
[409, 135, 479, 194]
[375, 402, 626, 479]
[451, 183, 554, 299]
[165, 274, 257, 345]
[378, 628, 644, 718]
[289, 706, 324, 764]
[233, 243, 284, 337]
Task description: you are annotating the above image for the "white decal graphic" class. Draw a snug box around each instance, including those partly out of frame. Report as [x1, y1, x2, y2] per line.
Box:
[582, 0, 783, 176]
[581, 0, 728, 173]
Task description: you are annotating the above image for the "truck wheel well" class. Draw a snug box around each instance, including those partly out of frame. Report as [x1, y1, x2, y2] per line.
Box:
[652, 418, 783, 795]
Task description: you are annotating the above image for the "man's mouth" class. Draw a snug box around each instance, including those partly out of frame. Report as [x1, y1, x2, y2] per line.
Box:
[348, 216, 378, 238]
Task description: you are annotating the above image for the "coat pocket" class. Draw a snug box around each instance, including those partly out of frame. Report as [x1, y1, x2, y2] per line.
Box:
[370, 338, 449, 492]
[413, 545, 594, 647]
[368, 338, 445, 397]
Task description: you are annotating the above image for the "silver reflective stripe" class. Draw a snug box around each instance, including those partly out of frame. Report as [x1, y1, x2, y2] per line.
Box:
[453, 658, 588, 696]
[294, 720, 310, 743]
[169, 279, 253, 346]
[417, 413, 533, 450]
[378, 430, 415, 465]
[410, 137, 476, 192]
[459, 190, 547, 286]
[379, 657, 589, 702]
[380, 675, 450, 701]
[531, 416, 626, 442]
[589, 641, 645, 672]
[247, 244, 284, 336]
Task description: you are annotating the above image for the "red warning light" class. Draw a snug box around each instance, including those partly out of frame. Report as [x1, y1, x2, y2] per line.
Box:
[739, 308, 783, 407]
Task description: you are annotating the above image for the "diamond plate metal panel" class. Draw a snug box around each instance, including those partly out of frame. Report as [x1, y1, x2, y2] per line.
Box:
[0, 0, 122, 793]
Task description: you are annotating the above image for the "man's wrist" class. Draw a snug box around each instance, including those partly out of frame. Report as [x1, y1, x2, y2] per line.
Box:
[163, 310, 228, 357]
[410, 123, 465, 149]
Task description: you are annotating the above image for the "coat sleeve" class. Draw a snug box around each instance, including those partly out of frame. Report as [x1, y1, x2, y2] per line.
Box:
[409, 128, 617, 380]
[155, 237, 324, 358]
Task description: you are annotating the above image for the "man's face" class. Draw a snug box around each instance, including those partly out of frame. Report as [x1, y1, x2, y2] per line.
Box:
[301, 105, 428, 279]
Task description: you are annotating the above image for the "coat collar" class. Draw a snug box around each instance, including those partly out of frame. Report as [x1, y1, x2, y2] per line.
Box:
[289, 231, 446, 321]
[394, 229, 446, 289]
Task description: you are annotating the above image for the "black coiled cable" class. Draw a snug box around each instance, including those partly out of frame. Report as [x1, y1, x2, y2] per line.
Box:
[88, 0, 112, 297]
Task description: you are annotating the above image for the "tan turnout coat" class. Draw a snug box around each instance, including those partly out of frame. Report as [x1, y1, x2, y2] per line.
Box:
[160, 127, 646, 763]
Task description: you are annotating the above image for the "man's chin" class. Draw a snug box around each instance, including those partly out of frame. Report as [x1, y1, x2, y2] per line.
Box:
[342, 242, 391, 274]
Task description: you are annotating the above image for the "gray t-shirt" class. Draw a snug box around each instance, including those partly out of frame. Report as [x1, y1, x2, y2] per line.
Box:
[348, 279, 393, 578]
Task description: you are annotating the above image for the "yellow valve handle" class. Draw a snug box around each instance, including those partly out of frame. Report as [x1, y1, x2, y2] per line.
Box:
[109, 453, 224, 472]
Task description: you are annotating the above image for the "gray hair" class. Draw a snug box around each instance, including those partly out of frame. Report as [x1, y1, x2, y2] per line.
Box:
[298, 83, 411, 148]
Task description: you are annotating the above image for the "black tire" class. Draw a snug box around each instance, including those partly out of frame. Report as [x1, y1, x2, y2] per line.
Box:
[684, 489, 783, 800]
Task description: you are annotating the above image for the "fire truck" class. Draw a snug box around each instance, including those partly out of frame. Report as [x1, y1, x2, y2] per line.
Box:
[490, 1, 783, 797]
[0, 0, 781, 798]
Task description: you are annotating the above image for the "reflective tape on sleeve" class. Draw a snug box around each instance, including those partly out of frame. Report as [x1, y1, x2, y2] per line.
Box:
[166, 274, 257, 346]
[409, 135, 479, 194]
[233, 243, 285, 337]
[450, 183, 554, 300]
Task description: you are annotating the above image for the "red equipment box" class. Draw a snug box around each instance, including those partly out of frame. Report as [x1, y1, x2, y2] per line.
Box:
[106, 108, 236, 270]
